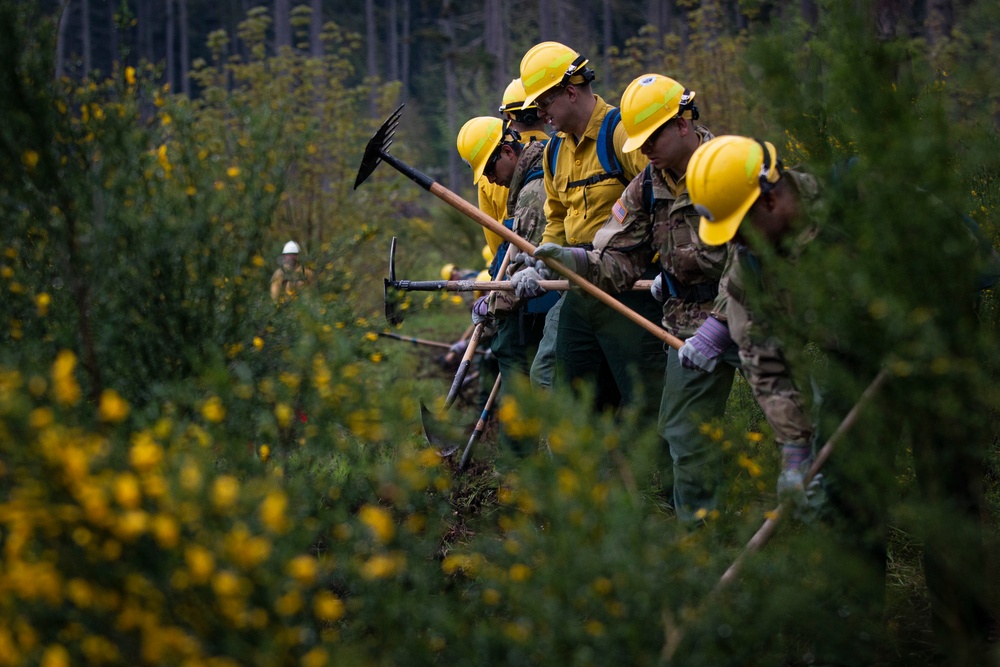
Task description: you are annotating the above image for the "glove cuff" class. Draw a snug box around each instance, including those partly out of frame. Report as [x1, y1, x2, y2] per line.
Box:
[678, 341, 718, 373]
[781, 442, 812, 471]
[688, 316, 732, 358]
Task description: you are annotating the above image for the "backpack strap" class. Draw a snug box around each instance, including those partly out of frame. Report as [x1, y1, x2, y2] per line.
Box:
[641, 163, 656, 214]
[523, 165, 545, 185]
[565, 107, 630, 189]
[545, 136, 562, 179]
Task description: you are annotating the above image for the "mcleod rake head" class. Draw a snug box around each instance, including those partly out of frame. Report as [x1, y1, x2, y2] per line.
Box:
[354, 104, 404, 190]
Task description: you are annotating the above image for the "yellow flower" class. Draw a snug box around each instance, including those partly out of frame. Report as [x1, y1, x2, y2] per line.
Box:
[253, 336, 264, 349]
[275, 590, 303, 616]
[35, 292, 50, 316]
[212, 476, 240, 510]
[98, 389, 130, 422]
[185, 545, 215, 583]
[129, 432, 163, 472]
[275, 403, 293, 427]
[227, 166, 241, 178]
[125, 66, 136, 86]
[40, 644, 70, 667]
[358, 505, 395, 543]
[482, 588, 501, 605]
[509, 563, 531, 582]
[287, 555, 318, 585]
[22, 150, 40, 170]
[302, 647, 329, 667]
[737, 453, 763, 478]
[212, 570, 241, 597]
[260, 491, 289, 533]
[313, 592, 345, 621]
[113, 473, 142, 509]
[363, 332, 378, 342]
[151, 514, 179, 548]
[258, 444, 270, 462]
[202, 396, 226, 422]
[360, 553, 403, 580]
[28, 407, 54, 429]
[51, 350, 81, 405]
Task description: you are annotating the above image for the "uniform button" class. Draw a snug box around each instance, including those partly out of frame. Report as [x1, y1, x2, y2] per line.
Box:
[570, 237, 577, 244]
[575, 160, 581, 166]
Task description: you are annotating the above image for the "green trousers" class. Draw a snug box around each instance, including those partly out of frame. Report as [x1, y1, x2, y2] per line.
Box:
[658, 345, 739, 523]
[491, 310, 547, 456]
[528, 293, 561, 390]
[555, 288, 664, 423]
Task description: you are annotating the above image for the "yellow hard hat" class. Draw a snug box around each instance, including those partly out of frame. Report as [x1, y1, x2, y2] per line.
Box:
[686, 135, 782, 246]
[482, 244, 494, 266]
[499, 78, 536, 115]
[620, 73, 697, 153]
[457, 116, 506, 185]
[441, 263, 456, 280]
[519, 41, 591, 108]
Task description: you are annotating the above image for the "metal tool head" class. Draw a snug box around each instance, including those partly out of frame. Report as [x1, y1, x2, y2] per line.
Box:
[354, 104, 404, 190]
[420, 401, 462, 456]
[383, 237, 404, 326]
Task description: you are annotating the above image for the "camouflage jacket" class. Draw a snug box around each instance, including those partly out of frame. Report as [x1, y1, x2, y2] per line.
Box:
[490, 140, 548, 316]
[712, 170, 820, 446]
[583, 126, 727, 337]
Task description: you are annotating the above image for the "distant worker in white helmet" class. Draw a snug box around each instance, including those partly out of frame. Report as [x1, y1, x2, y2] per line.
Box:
[270, 240, 313, 302]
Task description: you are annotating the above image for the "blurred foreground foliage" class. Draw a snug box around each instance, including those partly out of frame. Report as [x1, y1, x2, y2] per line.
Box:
[1, 1, 1000, 666]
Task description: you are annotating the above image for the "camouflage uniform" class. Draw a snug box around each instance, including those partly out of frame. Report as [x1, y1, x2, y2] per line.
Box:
[541, 97, 661, 422]
[487, 141, 550, 455]
[711, 171, 820, 447]
[580, 127, 738, 520]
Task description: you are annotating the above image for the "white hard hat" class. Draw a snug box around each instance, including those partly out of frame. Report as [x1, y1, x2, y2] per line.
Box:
[282, 241, 300, 254]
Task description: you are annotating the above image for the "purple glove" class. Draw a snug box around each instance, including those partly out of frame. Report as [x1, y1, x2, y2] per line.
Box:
[678, 317, 732, 372]
[777, 442, 813, 507]
[471, 295, 490, 325]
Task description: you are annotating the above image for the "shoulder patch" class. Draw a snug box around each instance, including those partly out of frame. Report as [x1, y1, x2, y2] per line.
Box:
[612, 199, 628, 225]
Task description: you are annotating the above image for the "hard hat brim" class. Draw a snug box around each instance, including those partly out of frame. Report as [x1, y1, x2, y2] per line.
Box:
[622, 120, 666, 153]
[697, 196, 755, 246]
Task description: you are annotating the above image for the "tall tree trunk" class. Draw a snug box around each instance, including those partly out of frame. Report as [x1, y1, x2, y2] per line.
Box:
[800, 0, 819, 29]
[56, 0, 71, 79]
[602, 0, 612, 96]
[81, 0, 91, 73]
[555, 0, 569, 45]
[138, 0, 152, 65]
[442, 2, 460, 192]
[366, 0, 378, 116]
[179, 0, 190, 96]
[275, 0, 291, 50]
[401, 0, 411, 101]
[310, 0, 323, 57]
[539, 0, 553, 41]
[166, 0, 176, 90]
[485, 0, 505, 94]
[924, 0, 952, 50]
[388, 0, 399, 81]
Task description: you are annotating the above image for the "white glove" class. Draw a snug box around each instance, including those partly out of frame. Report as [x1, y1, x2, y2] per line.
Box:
[651, 273, 665, 302]
[511, 268, 547, 299]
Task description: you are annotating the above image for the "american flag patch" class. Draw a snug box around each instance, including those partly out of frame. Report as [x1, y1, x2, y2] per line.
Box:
[612, 199, 628, 224]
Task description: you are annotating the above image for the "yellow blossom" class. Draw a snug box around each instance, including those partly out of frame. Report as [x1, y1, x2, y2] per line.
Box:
[22, 150, 40, 170]
[227, 166, 241, 178]
[253, 336, 264, 349]
[288, 555, 318, 585]
[202, 396, 226, 422]
[259, 444, 270, 462]
[98, 389, 130, 422]
[40, 644, 70, 667]
[746, 431, 764, 443]
[212, 570, 241, 597]
[260, 490, 289, 533]
[360, 553, 403, 580]
[276, 590, 303, 616]
[125, 66, 136, 85]
[129, 433, 163, 472]
[113, 473, 142, 509]
[482, 588, 501, 605]
[151, 514, 180, 548]
[275, 403, 293, 427]
[302, 647, 329, 667]
[212, 475, 240, 510]
[51, 350, 81, 405]
[313, 592, 345, 622]
[34, 292, 50, 316]
[28, 407, 54, 429]
[509, 563, 531, 582]
[737, 453, 763, 478]
[363, 332, 378, 342]
[358, 505, 395, 543]
[185, 545, 215, 583]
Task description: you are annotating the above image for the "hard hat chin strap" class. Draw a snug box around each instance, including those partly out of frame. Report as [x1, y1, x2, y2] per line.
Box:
[562, 55, 595, 87]
[756, 139, 783, 194]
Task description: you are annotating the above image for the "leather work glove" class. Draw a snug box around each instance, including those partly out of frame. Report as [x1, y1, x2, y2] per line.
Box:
[511, 267, 548, 299]
[532, 242, 588, 275]
[471, 295, 491, 326]
[512, 251, 548, 274]
[678, 317, 732, 373]
[776, 442, 825, 519]
[650, 273, 665, 302]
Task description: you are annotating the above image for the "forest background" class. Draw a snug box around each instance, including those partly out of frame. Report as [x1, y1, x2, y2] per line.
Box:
[2, 0, 1000, 665]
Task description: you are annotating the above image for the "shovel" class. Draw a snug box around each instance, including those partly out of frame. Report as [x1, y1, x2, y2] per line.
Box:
[356, 105, 683, 351]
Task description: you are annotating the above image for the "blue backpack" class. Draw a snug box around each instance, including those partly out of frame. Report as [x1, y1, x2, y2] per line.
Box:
[545, 107, 630, 189]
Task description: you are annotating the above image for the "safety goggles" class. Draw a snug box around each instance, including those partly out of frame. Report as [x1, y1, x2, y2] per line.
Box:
[535, 86, 567, 112]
